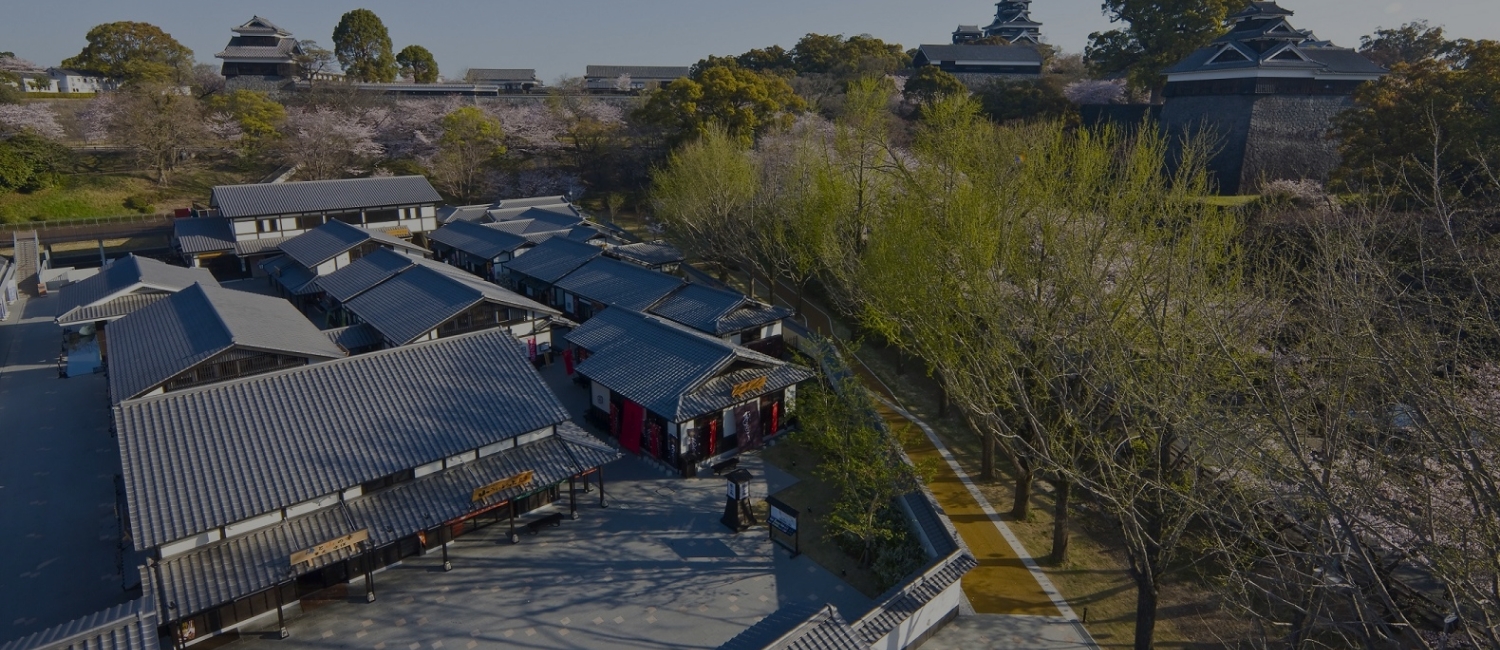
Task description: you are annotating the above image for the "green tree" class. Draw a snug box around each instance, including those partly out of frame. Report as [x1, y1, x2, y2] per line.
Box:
[61, 21, 194, 84]
[395, 45, 439, 83]
[1332, 39, 1500, 203]
[1359, 21, 1463, 68]
[110, 84, 208, 185]
[901, 66, 966, 107]
[292, 40, 336, 82]
[736, 45, 795, 74]
[791, 33, 909, 76]
[649, 124, 759, 279]
[206, 89, 286, 152]
[332, 9, 397, 83]
[636, 63, 806, 146]
[972, 79, 1075, 123]
[1085, 0, 1233, 99]
[0, 133, 69, 193]
[429, 106, 506, 202]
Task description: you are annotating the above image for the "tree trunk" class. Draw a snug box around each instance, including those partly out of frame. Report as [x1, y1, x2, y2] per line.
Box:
[1012, 465, 1032, 521]
[937, 378, 948, 419]
[1049, 478, 1070, 565]
[981, 431, 996, 481]
[1133, 576, 1159, 650]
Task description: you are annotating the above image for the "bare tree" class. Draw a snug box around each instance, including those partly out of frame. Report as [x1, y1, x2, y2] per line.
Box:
[109, 85, 207, 185]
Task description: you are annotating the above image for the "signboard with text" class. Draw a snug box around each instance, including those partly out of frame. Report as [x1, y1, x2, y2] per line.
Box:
[471, 470, 535, 503]
[290, 529, 369, 567]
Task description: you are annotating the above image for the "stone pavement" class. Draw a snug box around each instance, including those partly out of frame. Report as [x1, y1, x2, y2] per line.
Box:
[0, 295, 129, 640]
[232, 452, 870, 650]
[921, 614, 1097, 650]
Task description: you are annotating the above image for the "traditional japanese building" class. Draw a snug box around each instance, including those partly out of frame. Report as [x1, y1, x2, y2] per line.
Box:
[173, 176, 441, 276]
[607, 241, 684, 273]
[465, 68, 543, 93]
[215, 16, 303, 84]
[912, 44, 1043, 79]
[260, 219, 430, 302]
[552, 256, 684, 322]
[500, 236, 606, 303]
[953, 0, 1044, 44]
[54, 255, 217, 330]
[105, 282, 346, 402]
[564, 308, 813, 475]
[426, 220, 533, 282]
[113, 329, 618, 639]
[1159, 1, 1387, 193]
[650, 283, 791, 358]
[585, 66, 691, 93]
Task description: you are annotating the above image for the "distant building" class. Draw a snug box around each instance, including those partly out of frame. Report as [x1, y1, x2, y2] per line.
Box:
[172, 176, 442, 276]
[1159, 1, 1387, 193]
[216, 16, 305, 83]
[585, 65, 690, 93]
[15, 68, 118, 94]
[912, 44, 1043, 79]
[953, 0, 1044, 45]
[466, 68, 542, 93]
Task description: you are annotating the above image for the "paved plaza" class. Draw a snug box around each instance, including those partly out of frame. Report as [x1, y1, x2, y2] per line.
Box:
[231, 453, 870, 650]
[0, 295, 129, 639]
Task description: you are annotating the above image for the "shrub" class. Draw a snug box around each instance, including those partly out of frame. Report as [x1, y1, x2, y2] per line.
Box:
[123, 192, 155, 213]
[1259, 179, 1331, 208]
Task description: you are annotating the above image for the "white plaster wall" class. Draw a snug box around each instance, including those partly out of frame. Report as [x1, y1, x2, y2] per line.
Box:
[413, 459, 444, 478]
[224, 510, 284, 538]
[285, 492, 339, 518]
[864, 578, 964, 650]
[158, 529, 223, 559]
[591, 381, 610, 411]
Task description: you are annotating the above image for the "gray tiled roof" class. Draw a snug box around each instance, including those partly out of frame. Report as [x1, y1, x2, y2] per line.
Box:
[57, 293, 170, 326]
[491, 195, 569, 209]
[503, 237, 603, 284]
[568, 308, 798, 422]
[115, 329, 571, 549]
[267, 259, 320, 295]
[650, 283, 789, 336]
[585, 65, 691, 80]
[159, 427, 619, 616]
[718, 604, 865, 650]
[172, 217, 235, 254]
[279, 220, 426, 268]
[853, 552, 978, 644]
[554, 256, 683, 312]
[437, 204, 490, 224]
[343, 262, 555, 346]
[210, 176, 441, 220]
[157, 506, 356, 618]
[107, 283, 345, 402]
[235, 236, 290, 257]
[487, 208, 585, 239]
[323, 323, 383, 352]
[0, 586, 158, 650]
[55, 255, 216, 324]
[428, 220, 530, 260]
[610, 241, 684, 267]
[916, 43, 1045, 64]
[679, 364, 814, 421]
[215, 37, 297, 61]
[346, 425, 619, 547]
[483, 204, 579, 225]
[315, 248, 418, 303]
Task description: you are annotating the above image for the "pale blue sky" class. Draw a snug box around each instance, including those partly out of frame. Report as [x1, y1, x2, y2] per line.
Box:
[3, 1, 1496, 81]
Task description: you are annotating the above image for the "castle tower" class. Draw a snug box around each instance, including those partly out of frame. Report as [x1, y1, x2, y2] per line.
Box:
[1158, 1, 1386, 194]
[953, 1, 1043, 45]
[215, 16, 303, 84]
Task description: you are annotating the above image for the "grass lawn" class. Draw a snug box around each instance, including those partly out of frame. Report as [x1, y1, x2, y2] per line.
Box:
[853, 344, 1251, 648]
[0, 166, 260, 225]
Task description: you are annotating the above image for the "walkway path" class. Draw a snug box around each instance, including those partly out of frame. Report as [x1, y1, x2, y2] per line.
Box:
[750, 273, 1098, 646]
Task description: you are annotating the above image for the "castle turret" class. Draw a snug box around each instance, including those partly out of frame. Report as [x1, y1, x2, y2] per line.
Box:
[1158, 1, 1387, 193]
[984, 0, 1043, 44]
[215, 16, 303, 83]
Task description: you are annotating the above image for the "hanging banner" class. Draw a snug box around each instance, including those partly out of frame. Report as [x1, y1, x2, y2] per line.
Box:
[471, 470, 535, 502]
[290, 529, 369, 566]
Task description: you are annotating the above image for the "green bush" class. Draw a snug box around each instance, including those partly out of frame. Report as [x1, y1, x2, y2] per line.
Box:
[0, 134, 69, 192]
[123, 192, 156, 213]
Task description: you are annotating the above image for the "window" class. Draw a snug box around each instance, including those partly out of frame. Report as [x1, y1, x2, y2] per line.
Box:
[257, 219, 279, 233]
[367, 209, 399, 223]
[740, 326, 763, 344]
[296, 215, 324, 230]
[331, 212, 362, 225]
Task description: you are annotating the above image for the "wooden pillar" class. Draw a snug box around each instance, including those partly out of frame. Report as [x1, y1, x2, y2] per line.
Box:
[508, 500, 519, 544]
[275, 582, 289, 639]
[597, 467, 607, 508]
[569, 475, 578, 520]
[364, 545, 376, 602]
[441, 526, 451, 572]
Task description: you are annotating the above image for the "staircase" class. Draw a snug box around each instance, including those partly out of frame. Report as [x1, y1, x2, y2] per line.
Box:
[12, 230, 40, 296]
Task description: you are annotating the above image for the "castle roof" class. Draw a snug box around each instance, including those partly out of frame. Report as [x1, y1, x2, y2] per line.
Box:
[1163, 2, 1385, 81]
[232, 16, 290, 37]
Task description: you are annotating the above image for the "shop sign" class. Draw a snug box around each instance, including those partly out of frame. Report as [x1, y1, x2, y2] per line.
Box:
[768, 497, 798, 535]
[290, 529, 369, 566]
[731, 376, 768, 399]
[471, 470, 534, 502]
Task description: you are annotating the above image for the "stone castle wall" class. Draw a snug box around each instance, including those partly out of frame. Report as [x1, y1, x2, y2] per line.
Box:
[1160, 93, 1353, 195]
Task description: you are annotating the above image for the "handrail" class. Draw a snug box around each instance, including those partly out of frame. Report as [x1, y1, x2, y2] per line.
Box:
[0, 213, 175, 233]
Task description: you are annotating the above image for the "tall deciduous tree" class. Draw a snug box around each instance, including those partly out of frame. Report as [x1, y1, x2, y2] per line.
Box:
[62, 21, 194, 84]
[279, 106, 382, 180]
[332, 9, 397, 83]
[1085, 0, 1232, 99]
[1359, 21, 1463, 68]
[649, 124, 761, 280]
[292, 40, 336, 81]
[901, 66, 967, 107]
[427, 106, 506, 202]
[206, 89, 285, 153]
[395, 45, 439, 83]
[108, 84, 208, 184]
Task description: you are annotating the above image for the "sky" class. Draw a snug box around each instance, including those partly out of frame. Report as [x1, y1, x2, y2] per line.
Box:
[2, 0, 1497, 82]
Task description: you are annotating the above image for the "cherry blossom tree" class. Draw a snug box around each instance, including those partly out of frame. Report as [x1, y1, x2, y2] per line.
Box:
[0, 104, 64, 140]
[1063, 79, 1127, 105]
[279, 106, 383, 180]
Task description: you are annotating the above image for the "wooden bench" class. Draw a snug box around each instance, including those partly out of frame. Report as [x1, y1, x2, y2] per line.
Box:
[711, 458, 739, 476]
